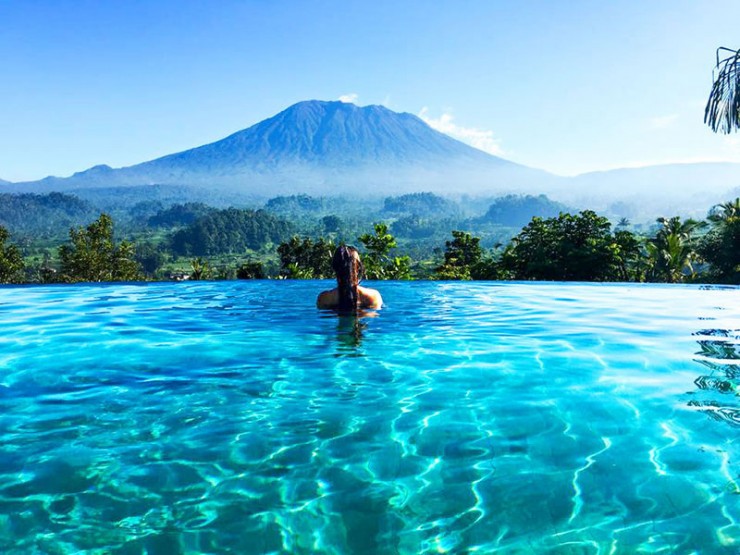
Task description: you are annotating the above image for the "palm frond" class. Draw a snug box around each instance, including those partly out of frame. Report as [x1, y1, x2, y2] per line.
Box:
[705, 47, 740, 133]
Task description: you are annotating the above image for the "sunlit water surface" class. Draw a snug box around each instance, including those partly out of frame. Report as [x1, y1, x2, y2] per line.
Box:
[1, 281, 739, 554]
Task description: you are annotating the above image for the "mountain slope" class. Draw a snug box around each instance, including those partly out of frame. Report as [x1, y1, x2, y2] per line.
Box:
[5, 100, 553, 197]
[148, 100, 502, 168]
[8, 100, 736, 212]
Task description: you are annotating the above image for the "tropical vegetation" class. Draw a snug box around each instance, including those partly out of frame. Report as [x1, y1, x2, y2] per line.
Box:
[705, 47, 740, 133]
[58, 214, 141, 283]
[1, 189, 738, 285]
[0, 226, 25, 284]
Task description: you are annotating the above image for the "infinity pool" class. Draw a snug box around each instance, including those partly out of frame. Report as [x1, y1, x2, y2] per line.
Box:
[0, 281, 738, 554]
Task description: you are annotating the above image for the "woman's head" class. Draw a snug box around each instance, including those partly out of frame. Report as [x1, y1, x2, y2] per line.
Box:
[332, 245, 364, 309]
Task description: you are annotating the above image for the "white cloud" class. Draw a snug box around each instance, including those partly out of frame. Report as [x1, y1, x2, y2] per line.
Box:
[418, 107, 503, 156]
[648, 114, 679, 129]
[338, 93, 358, 104]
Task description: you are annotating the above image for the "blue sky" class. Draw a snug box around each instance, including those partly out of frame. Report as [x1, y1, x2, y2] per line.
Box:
[2, 0, 740, 181]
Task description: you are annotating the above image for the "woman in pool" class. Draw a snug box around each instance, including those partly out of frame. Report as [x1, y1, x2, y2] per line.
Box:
[317, 245, 383, 310]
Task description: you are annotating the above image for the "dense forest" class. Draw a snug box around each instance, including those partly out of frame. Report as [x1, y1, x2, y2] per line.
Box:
[0, 190, 737, 285]
[0, 192, 98, 237]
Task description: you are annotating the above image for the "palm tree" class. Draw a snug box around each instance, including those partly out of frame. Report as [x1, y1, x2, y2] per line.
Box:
[646, 217, 704, 282]
[646, 234, 696, 283]
[708, 198, 740, 224]
[705, 47, 740, 133]
[189, 257, 212, 280]
[699, 198, 740, 283]
[658, 216, 702, 236]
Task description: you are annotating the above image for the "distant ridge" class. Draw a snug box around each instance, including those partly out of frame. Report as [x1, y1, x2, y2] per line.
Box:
[3, 101, 740, 214]
[572, 162, 740, 195]
[567, 162, 740, 212]
[4, 100, 552, 197]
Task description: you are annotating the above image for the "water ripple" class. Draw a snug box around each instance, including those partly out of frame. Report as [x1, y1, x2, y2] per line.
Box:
[0, 281, 739, 553]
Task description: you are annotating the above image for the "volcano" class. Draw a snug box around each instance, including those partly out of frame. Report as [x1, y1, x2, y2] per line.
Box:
[6, 100, 554, 198]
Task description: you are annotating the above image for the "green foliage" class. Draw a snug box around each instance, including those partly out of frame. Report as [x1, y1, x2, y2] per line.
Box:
[236, 261, 266, 279]
[34, 251, 59, 284]
[645, 216, 703, 283]
[171, 208, 293, 256]
[0, 192, 97, 238]
[189, 257, 212, 281]
[384, 255, 414, 280]
[277, 236, 336, 279]
[383, 192, 460, 218]
[134, 241, 167, 277]
[436, 231, 485, 280]
[7, 191, 740, 285]
[321, 215, 342, 234]
[58, 214, 142, 282]
[148, 203, 216, 228]
[481, 194, 570, 228]
[708, 198, 740, 224]
[613, 229, 643, 281]
[391, 215, 459, 240]
[358, 223, 411, 279]
[127, 200, 165, 225]
[698, 198, 740, 283]
[358, 223, 395, 277]
[0, 226, 25, 283]
[501, 211, 634, 281]
[266, 195, 325, 215]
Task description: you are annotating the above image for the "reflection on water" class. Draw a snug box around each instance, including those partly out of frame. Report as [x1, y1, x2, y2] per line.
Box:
[320, 307, 379, 355]
[335, 314, 368, 351]
[694, 329, 740, 360]
[0, 281, 739, 554]
[690, 328, 740, 427]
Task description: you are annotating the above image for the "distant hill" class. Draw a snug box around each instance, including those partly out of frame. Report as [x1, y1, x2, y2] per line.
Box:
[147, 202, 218, 228]
[479, 194, 571, 227]
[68, 184, 257, 210]
[567, 163, 740, 218]
[572, 163, 740, 196]
[383, 192, 461, 218]
[0, 192, 98, 237]
[2, 101, 740, 217]
[3, 100, 554, 198]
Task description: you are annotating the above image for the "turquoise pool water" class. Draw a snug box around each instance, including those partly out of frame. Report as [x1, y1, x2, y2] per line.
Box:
[1, 281, 739, 554]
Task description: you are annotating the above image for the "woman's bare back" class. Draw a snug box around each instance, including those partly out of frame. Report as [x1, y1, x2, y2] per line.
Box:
[317, 285, 383, 309]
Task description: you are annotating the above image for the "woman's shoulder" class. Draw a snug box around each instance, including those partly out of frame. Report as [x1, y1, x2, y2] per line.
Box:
[358, 286, 383, 309]
[316, 286, 382, 310]
[316, 288, 338, 308]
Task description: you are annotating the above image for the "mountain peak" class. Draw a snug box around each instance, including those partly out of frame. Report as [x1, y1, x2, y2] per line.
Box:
[281, 99, 399, 117]
[72, 164, 113, 177]
[180, 98, 500, 169]
[7, 99, 547, 197]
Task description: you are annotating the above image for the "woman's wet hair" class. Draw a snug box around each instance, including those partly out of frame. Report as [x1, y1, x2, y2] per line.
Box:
[332, 245, 364, 310]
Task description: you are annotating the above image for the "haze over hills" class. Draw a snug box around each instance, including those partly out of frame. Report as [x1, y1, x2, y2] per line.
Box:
[2, 100, 739, 217]
[5, 100, 554, 199]
[566, 162, 740, 217]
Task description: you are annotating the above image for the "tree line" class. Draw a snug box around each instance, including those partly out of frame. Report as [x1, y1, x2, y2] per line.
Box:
[0, 199, 737, 285]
